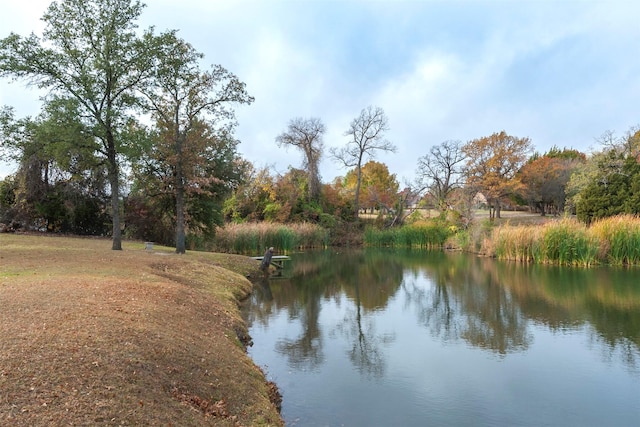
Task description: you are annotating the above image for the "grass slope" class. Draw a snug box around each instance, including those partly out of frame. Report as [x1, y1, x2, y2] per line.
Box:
[0, 234, 283, 426]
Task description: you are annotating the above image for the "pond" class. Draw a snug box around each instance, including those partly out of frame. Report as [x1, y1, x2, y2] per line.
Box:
[242, 249, 640, 426]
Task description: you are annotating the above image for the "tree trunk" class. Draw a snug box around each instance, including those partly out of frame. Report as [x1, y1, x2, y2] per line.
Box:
[175, 186, 186, 254]
[175, 159, 186, 254]
[107, 132, 122, 250]
[354, 163, 362, 218]
[308, 155, 321, 202]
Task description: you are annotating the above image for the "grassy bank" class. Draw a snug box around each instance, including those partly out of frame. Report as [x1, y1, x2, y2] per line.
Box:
[0, 234, 283, 426]
[214, 222, 328, 254]
[488, 214, 640, 266]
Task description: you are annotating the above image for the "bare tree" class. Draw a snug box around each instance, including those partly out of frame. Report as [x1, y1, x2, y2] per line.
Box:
[330, 106, 396, 217]
[416, 140, 467, 211]
[275, 117, 325, 202]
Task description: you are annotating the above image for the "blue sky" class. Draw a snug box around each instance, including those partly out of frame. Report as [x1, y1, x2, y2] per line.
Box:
[2, 0, 640, 183]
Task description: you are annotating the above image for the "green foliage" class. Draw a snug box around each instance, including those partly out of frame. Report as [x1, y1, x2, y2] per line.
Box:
[0, 0, 173, 249]
[318, 212, 337, 229]
[576, 149, 640, 224]
[263, 202, 286, 222]
[0, 175, 17, 223]
[363, 227, 396, 247]
[452, 228, 471, 251]
[591, 215, 640, 266]
[0, 101, 113, 234]
[223, 165, 274, 223]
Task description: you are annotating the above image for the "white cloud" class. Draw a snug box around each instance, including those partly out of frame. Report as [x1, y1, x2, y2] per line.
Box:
[2, 0, 640, 183]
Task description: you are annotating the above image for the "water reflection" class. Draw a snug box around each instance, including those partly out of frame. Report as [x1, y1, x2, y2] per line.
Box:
[243, 248, 640, 425]
[246, 249, 640, 371]
[401, 253, 531, 355]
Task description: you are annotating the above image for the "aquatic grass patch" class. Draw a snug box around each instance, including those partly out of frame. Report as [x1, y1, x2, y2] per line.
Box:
[292, 222, 330, 249]
[495, 219, 598, 266]
[215, 222, 328, 254]
[364, 222, 451, 248]
[590, 215, 640, 266]
[539, 219, 584, 265]
[364, 227, 396, 247]
[493, 224, 540, 262]
[489, 214, 640, 266]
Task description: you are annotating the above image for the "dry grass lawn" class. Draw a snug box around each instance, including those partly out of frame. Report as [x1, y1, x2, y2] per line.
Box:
[0, 234, 283, 426]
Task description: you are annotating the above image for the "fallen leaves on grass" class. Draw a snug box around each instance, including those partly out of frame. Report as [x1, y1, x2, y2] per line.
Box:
[0, 234, 283, 426]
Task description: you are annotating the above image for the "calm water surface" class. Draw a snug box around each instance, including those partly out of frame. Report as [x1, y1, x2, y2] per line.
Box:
[242, 249, 640, 426]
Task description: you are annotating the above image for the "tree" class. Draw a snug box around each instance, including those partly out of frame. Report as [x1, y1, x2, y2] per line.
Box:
[276, 117, 325, 203]
[223, 164, 276, 222]
[330, 106, 396, 217]
[139, 35, 253, 253]
[573, 134, 640, 224]
[271, 167, 309, 222]
[565, 152, 605, 214]
[320, 178, 354, 222]
[518, 148, 585, 216]
[0, 0, 166, 249]
[130, 129, 246, 248]
[597, 127, 640, 159]
[0, 174, 17, 226]
[569, 126, 640, 223]
[344, 160, 399, 215]
[0, 100, 109, 233]
[416, 140, 467, 212]
[462, 131, 532, 220]
[575, 151, 640, 223]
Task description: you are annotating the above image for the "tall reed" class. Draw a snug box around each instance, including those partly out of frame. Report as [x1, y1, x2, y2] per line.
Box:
[590, 215, 640, 266]
[539, 219, 592, 266]
[214, 222, 328, 254]
[364, 222, 450, 248]
[490, 214, 640, 267]
[493, 224, 540, 263]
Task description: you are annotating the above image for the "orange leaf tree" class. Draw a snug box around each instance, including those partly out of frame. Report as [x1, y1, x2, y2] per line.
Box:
[462, 131, 532, 220]
[518, 148, 585, 216]
[344, 160, 399, 215]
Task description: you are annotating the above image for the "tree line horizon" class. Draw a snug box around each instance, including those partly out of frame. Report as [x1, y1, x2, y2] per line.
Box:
[2, 0, 639, 253]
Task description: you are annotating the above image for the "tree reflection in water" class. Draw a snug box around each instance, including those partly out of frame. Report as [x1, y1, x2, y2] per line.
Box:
[245, 248, 640, 374]
[401, 253, 531, 355]
[333, 267, 396, 377]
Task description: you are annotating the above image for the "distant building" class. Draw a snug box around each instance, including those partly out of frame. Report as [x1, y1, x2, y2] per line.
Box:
[472, 192, 487, 208]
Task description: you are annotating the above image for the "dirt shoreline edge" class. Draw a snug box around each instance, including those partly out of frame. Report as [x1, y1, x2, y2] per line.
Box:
[233, 272, 284, 419]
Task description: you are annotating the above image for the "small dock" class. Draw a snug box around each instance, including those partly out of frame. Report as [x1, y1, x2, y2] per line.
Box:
[251, 255, 291, 271]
